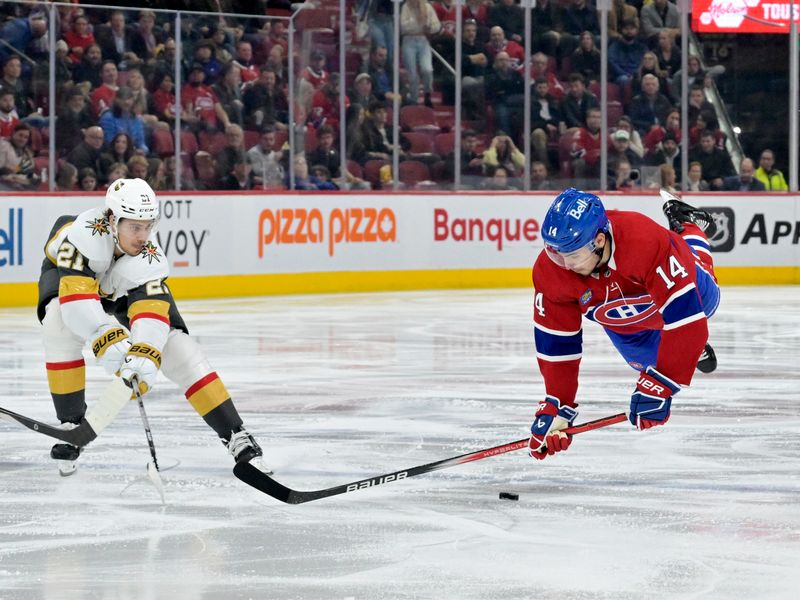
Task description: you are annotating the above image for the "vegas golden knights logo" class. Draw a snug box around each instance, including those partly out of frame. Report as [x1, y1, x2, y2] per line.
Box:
[85, 217, 110, 236]
[140, 241, 162, 264]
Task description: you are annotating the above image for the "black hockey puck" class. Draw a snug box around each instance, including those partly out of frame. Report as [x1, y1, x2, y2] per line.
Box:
[498, 492, 519, 501]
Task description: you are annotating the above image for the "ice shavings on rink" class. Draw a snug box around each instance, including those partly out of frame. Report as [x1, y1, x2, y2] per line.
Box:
[1, 287, 799, 599]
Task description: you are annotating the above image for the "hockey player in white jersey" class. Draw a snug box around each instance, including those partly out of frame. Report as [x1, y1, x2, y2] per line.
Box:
[38, 178, 263, 475]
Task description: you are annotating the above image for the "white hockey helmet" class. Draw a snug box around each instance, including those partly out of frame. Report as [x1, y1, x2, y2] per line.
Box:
[105, 178, 160, 224]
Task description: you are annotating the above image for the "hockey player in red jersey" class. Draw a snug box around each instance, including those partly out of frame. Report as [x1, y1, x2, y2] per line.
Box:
[38, 178, 265, 475]
[529, 188, 719, 459]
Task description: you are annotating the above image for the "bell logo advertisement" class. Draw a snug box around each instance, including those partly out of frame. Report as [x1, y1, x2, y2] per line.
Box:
[258, 207, 397, 258]
[693, 0, 800, 33]
[155, 199, 209, 268]
[0, 208, 22, 268]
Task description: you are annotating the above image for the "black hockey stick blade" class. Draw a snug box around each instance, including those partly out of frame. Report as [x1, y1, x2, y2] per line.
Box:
[0, 406, 98, 446]
[234, 412, 628, 504]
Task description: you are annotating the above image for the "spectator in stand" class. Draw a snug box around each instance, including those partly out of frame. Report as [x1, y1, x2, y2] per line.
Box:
[655, 30, 680, 81]
[212, 63, 244, 126]
[531, 53, 565, 101]
[613, 116, 644, 158]
[99, 132, 135, 180]
[130, 10, 162, 66]
[151, 72, 181, 124]
[247, 125, 285, 189]
[671, 55, 725, 99]
[78, 167, 98, 191]
[233, 40, 259, 84]
[366, 45, 396, 104]
[182, 62, 231, 133]
[482, 166, 516, 190]
[55, 39, 75, 92]
[127, 154, 149, 180]
[366, 0, 396, 64]
[219, 151, 253, 190]
[299, 49, 329, 93]
[152, 37, 177, 84]
[687, 85, 715, 127]
[99, 87, 148, 154]
[489, 0, 524, 44]
[0, 56, 30, 118]
[350, 73, 378, 112]
[531, 160, 553, 190]
[73, 43, 103, 90]
[90, 60, 119, 118]
[689, 129, 735, 190]
[608, 0, 639, 42]
[67, 126, 105, 176]
[609, 158, 638, 191]
[0, 89, 19, 139]
[147, 157, 167, 191]
[163, 155, 178, 190]
[0, 12, 47, 63]
[460, 19, 488, 119]
[311, 165, 340, 190]
[657, 164, 678, 193]
[55, 89, 91, 155]
[689, 109, 724, 148]
[351, 100, 400, 164]
[431, 0, 460, 65]
[264, 44, 287, 87]
[486, 52, 524, 136]
[309, 74, 349, 131]
[0, 123, 38, 190]
[483, 132, 524, 177]
[95, 10, 141, 70]
[216, 124, 246, 181]
[722, 157, 765, 192]
[484, 26, 524, 70]
[755, 149, 788, 191]
[308, 125, 342, 177]
[286, 153, 337, 190]
[560, 73, 598, 130]
[629, 74, 672, 136]
[634, 52, 673, 104]
[643, 107, 680, 153]
[571, 106, 602, 183]
[55, 162, 78, 191]
[208, 25, 234, 66]
[125, 67, 157, 127]
[570, 31, 601, 82]
[686, 160, 709, 191]
[531, 77, 562, 170]
[401, 0, 441, 107]
[640, 0, 680, 46]
[63, 13, 95, 65]
[608, 20, 647, 88]
[531, 0, 563, 58]
[560, 0, 601, 56]
[608, 129, 642, 174]
[445, 129, 484, 180]
[105, 161, 128, 183]
[465, 0, 490, 38]
[242, 67, 288, 131]
[646, 130, 681, 181]
[192, 39, 223, 85]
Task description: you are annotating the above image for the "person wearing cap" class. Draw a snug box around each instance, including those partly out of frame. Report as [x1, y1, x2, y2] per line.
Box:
[181, 62, 231, 133]
[308, 73, 350, 131]
[100, 87, 148, 154]
[646, 130, 682, 181]
[192, 38, 222, 84]
[300, 49, 330, 92]
[629, 73, 672, 136]
[350, 73, 377, 111]
[608, 128, 642, 175]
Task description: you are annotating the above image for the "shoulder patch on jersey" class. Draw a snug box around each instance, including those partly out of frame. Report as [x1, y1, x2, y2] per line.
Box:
[579, 289, 592, 305]
[85, 216, 110, 237]
[140, 241, 162, 264]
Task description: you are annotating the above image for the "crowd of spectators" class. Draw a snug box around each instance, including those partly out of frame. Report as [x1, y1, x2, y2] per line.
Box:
[0, 0, 787, 192]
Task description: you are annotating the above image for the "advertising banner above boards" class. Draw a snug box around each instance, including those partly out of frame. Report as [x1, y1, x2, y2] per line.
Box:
[0, 192, 797, 305]
[693, 0, 800, 33]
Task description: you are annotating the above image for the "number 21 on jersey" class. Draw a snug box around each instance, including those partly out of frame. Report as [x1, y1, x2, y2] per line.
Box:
[655, 255, 688, 290]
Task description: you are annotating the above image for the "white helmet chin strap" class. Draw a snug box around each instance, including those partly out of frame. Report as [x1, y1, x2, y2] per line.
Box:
[109, 214, 128, 256]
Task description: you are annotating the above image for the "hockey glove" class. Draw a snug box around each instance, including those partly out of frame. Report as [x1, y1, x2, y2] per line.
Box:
[91, 325, 131, 375]
[629, 366, 680, 430]
[529, 396, 578, 460]
[120, 343, 161, 396]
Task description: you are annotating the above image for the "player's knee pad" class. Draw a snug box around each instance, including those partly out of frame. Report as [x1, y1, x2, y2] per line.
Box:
[41, 298, 85, 362]
[161, 330, 214, 389]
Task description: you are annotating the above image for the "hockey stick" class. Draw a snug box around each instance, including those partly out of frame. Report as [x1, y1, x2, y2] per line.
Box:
[234, 412, 628, 504]
[0, 377, 131, 446]
[130, 377, 166, 505]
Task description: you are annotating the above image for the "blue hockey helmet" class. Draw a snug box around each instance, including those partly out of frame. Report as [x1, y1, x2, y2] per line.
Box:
[541, 188, 609, 255]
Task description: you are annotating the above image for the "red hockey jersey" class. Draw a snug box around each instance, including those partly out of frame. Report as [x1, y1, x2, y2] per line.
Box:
[532, 210, 710, 405]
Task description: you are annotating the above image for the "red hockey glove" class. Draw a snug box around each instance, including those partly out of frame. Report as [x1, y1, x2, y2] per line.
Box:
[529, 396, 578, 460]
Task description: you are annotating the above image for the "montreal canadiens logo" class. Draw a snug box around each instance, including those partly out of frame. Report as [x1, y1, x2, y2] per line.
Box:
[589, 294, 659, 327]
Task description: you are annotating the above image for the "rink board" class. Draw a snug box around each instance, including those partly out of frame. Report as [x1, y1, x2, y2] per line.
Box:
[0, 191, 797, 306]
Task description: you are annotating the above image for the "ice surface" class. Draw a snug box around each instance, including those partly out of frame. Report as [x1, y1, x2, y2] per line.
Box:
[1, 287, 799, 599]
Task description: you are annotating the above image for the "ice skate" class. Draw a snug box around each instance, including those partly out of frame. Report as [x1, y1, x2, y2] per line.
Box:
[50, 442, 83, 477]
[696, 343, 717, 374]
[660, 190, 717, 238]
[222, 427, 272, 474]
